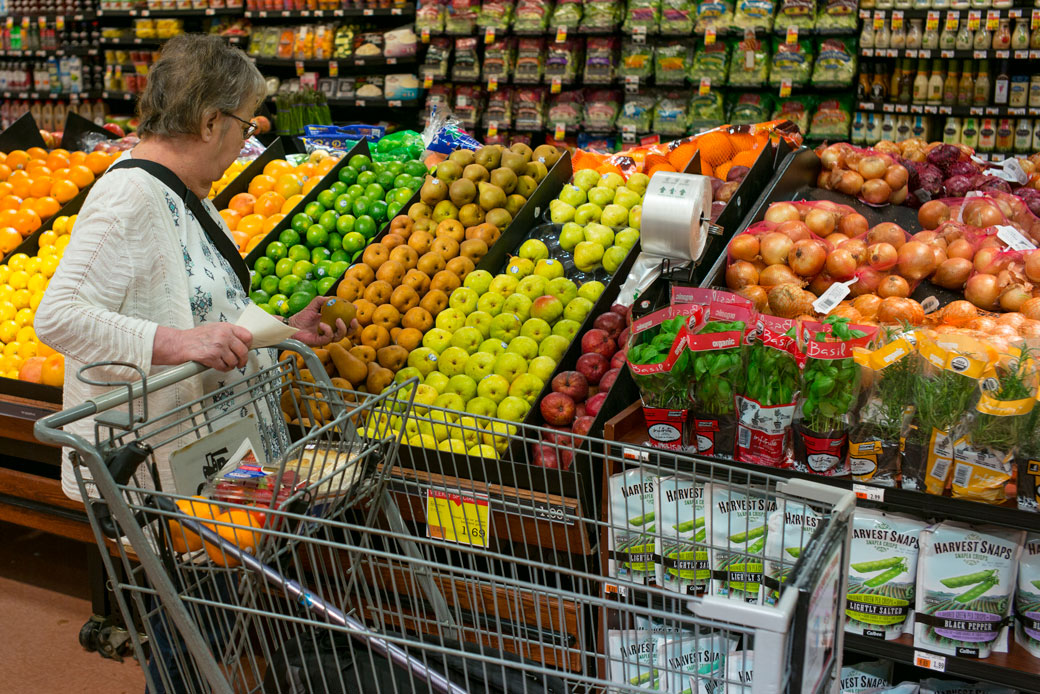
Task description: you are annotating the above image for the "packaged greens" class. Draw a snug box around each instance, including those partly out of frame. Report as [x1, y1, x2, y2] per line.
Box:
[794, 317, 875, 477]
[445, 4, 478, 34]
[903, 333, 988, 495]
[728, 38, 769, 86]
[482, 89, 512, 129]
[769, 38, 814, 86]
[840, 661, 893, 694]
[845, 508, 927, 640]
[548, 90, 583, 128]
[771, 95, 813, 134]
[514, 0, 550, 32]
[661, 633, 737, 694]
[848, 328, 918, 488]
[695, 0, 734, 33]
[656, 42, 691, 86]
[584, 89, 621, 131]
[775, 0, 815, 30]
[550, 0, 583, 27]
[620, 40, 655, 79]
[608, 468, 658, 585]
[482, 38, 513, 81]
[1018, 397, 1040, 512]
[624, 0, 661, 34]
[921, 680, 1017, 694]
[763, 499, 821, 606]
[915, 521, 1024, 658]
[618, 92, 657, 133]
[546, 38, 583, 84]
[733, 0, 775, 31]
[689, 90, 726, 130]
[952, 348, 1036, 504]
[656, 475, 709, 595]
[1015, 534, 1040, 658]
[608, 630, 664, 690]
[691, 42, 730, 84]
[512, 87, 547, 131]
[584, 36, 618, 84]
[514, 37, 546, 83]
[736, 315, 799, 469]
[477, 0, 514, 29]
[660, 0, 696, 34]
[371, 130, 425, 162]
[582, 0, 622, 31]
[451, 37, 481, 82]
[421, 37, 452, 81]
[655, 91, 692, 138]
[728, 92, 773, 125]
[816, 0, 857, 34]
[812, 37, 856, 86]
[808, 98, 852, 139]
[705, 483, 776, 604]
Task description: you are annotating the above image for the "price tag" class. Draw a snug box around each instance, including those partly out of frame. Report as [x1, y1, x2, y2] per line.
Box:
[300, 72, 318, 89]
[484, 26, 495, 43]
[624, 74, 639, 93]
[852, 484, 885, 502]
[941, 49, 954, 58]
[355, 99, 367, 107]
[860, 101, 875, 110]
[812, 278, 856, 314]
[745, 49, 755, 69]
[945, 11, 959, 31]
[555, 25, 567, 43]
[622, 446, 650, 461]
[487, 121, 498, 137]
[388, 99, 402, 107]
[896, 104, 908, 113]
[705, 26, 716, 45]
[864, 48, 875, 56]
[392, 7, 403, 14]
[744, 28, 756, 41]
[997, 224, 1037, 250]
[301, 9, 311, 15]
[986, 10, 999, 31]
[426, 490, 490, 549]
[20, 17, 29, 29]
[423, 73, 433, 88]
[905, 49, 916, 57]
[554, 123, 566, 139]
[971, 106, 983, 115]
[421, 27, 430, 43]
[362, 7, 373, 15]
[996, 50, 1009, 59]
[699, 77, 711, 95]
[974, 50, 987, 59]
[914, 651, 946, 673]
[926, 10, 939, 31]
[1033, 9, 1040, 30]
[37, 16, 46, 29]
[295, 60, 305, 76]
[6, 17, 13, 29]
[785, 26, 798, 44]
[883, 103, 895, 112]
[550, 77, 562, 94]
[1016, 49, 1029, 59]
[779, 78, 792, 98]
[968, 10, 981, 31]
[205, 7, 215, 14]
[873, 11, 885, 30]
[892, 10, 903, 30]
[328, 61, 338, 77]
[56, 16, 65, 30]
[387, 57, 397, 64]
[633, 25, 647, 43]
[488, 75, 498, 91]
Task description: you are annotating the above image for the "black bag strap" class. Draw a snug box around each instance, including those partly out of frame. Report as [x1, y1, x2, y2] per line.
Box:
[109, 158, 252, 293]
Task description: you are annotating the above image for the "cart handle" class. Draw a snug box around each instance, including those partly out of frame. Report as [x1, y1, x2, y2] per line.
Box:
[34, 339, 327, 436]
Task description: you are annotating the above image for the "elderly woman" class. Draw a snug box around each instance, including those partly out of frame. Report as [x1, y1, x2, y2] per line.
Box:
[35, 34, 345, 501]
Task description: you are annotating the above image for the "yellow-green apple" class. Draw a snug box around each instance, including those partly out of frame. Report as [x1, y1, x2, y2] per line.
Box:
[559, 222, 584, 252]
[558, 183, 587, 206]
[437, 346, 469, 377]
[448, 287, 479, 314]
[464, 310, 493, 337]
[466, 396, 498, 418]
[445, 374, 478, 401]
[394, 366, 423, 384]
[505, 256, 534, 278]
[422, 328, 453, 353]
[613, 186, 642, 210]
[563, 297, 593, 323]
[615, 227, 639, 250]
[518, 239, 549, 262]
[548, 199, 575, 223]
[547, 277, 579, 305]
[520, 317, 551, 343]
[573, 241, 603, 272]
[463, 351, 496, 381]
[603, 246, 628, 274]
[587, 186, 614, 207]
[600, 204, 628, 230]
[626, 172, 650, 195]
[489, 313, 522, 341]
[574, 202, 602, 225]
[478, 338, 508, 356]
[583, 223, 615, 249]
[528, 355, 557, 382]
[463, 269, 494, 294]
[493, 351, 527, 382]
[424, 371, 449, 393]
[407, 347, 439, 376]
[468, 444, 498, 458]
[530, 295, 563, 323]
[476, 292, 505, 316]
[533, 258, 565, 280]
[577, 280, 605, 303]
[538, 334, 570, 361]
[599, 172, 624, 190]
[476, 374, 510, 404]
[516, 275, 548, 301]
[438, 438, 468, 453]
[450, 326, 483, 354]
[508, 373, 544, 406]
[629, 204, 642, 230]
[433, 392, 465, 413]
[551, 319, 581, 341]
[572, 169, 599, 192]
[506, 335, 539, 361]
[502, 293, 532, 321]
[497, 395, 530, 422]
[488, 274, 519, 296]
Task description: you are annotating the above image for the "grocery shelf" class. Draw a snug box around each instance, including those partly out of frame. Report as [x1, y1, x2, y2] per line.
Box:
[857, 100, 1040, 117]
[243, 4, 413, 19]
[252, 54, 417, 69]
[844, 634, 1040, 694]
[100, 90, 140, 101]
[264, 94, 419, 108]
[1, 89, 98, 100]
[423, 26, 858, 41]
[0, 46, 97, 57]
[431, 72, 853, 95]
[96, 6, 243, 17]
[862, 47, 1037, 59]
[0, 11, 96, 21]
[97, 34, 247, 46]
[859, 6, 1035, 20]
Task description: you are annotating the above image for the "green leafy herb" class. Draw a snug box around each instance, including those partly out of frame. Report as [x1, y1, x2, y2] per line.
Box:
[800, 317, 862, 433]
[968, 348, 1035, 453]
[689, 321, 746, 415]
[744, 339, 799, 406]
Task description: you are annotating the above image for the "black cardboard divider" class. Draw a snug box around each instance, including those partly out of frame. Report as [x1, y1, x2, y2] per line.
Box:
[212, 137, 288, 211]
[0, 112, 47, 153]
[60, 112, 118, 152]
[0, 373, 61, 403]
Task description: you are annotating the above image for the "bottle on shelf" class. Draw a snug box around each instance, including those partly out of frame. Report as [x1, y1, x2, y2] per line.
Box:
[861, 20, 875, 49]
[975, 59, 991, 106]
[943, 59, 959, 105]
[912, 114, 929, 139]
[961, 116, 979, 148]
[1030, 75, 1040, 107]
[927, 58, 944, 104]
[872, 63, 890, 102]
[1015, 118, 1033, 153]
[923, 22, 941, 49]
[906, 19, 923, 49]
[852, 111, 867, 144]
[979, 117, 996, 152]
[876, 19, 891, 48]
[899, 58, 914, 103]
[913, 58, 930, 101]
[994, 60, 1009, 105]
[955, 21, 973, 49]
[934, 0, 951, 9]
[974, 24, 991, 49]
[958, 60, 974, 106]
[942, 21, 959, 49]
[996, 117, 1014, 151]
[943, 116, 962, 143]
[859, 62, 872, 101]
[867, 111, 884, 141]
[1011, 70, 1029, 107]
[1032, 119, 1040, 152]
[1013, 19, 1030, 49]
[890, 60, 903, 99]
[1032, 23, 1040, 49]
[881, 113, 897, 140]
[892, 20, 906, 48]
[896, 114, 913, 139]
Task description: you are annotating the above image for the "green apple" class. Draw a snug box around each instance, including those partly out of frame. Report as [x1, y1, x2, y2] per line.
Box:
[603, 245, 629, 274]
[452, 415, 482, 449]
[599, 172, 624, 190]
[520, 317, 551, 343]
[435, 307, 467, 333]
[548, 199, 575, 224]
[437, 346, 469, 377]
[506, 335, 539, 361]
[465, 396, 498, 418]
[627, 172, 650, 195]
[527, 355, 557, 383]
[538, 334, 570, 362]
[428, 409, 459, 441]
[445, 374, 478, 401]
[613, 186, 642, 210]
[583, 222, 615, 250]
[518, 239, 549, 262]
[450, 326, 483, 354]
[505, 256, 534, 279]
[448, 287, 479, 315]
[394, 366, 423, 384]
[413, 384, 439, 413]
[404, 418, 434, 440]
[468, 444, 499, 459]
[438, 438, 469, 454]
[488, 274, 519, 296]
[529, 295, 563, 323]
[600, 204, 628, 230]
[558, 184, 587, 207]
[463, 351, 496, 381]
[614, 227, 639, 250]
[463, 269, 494, 295]
[577, 280, 605, 303]
[564, 297, 593, 323]
[476, 374, 510, 404]
[497, 395, 530, 422]
[558, 222, 585, 252]
[407, 433, 438, 450]
[533, 258, 564, 280]
[407, 347, 439, 376]
[422, 327, 454, 353]
[478, 338, 509, 356]
[424, 371, 450, 393]
[629, 204, 642, 230]
[572, 168, 599, 192]
[433, 392, 465, 414]
[502, 293, 533, 322]
[587, 186, 614, 208]
[464, 310, 494, 337]
[516, 274, 548, 301]
[493, 351, 527, 382]
[508, 373, 544, 406]
[552, 319, 581, 341]
[574, 202, 602, 225]
[574, 240, 604, 272]
[476, 292, 505, 316]
[482, 420, 517, 451]
[547, 277, 579, 305]
[489, 313, 522, 341]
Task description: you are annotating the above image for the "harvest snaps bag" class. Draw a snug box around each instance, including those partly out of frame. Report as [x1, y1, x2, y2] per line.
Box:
[608, 468, 658, 586]
[1014, 534, 1040, 658]
[705, 483, 777, 604]
[839, 660, 893, 694]
[763, 499, 822, 606]
[656, 476, 710, 596]
[607, 630, 665, 691]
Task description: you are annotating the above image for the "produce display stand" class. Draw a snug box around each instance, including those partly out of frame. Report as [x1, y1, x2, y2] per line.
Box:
[59, 112, 118, 153]
[210, 136, 289, 211]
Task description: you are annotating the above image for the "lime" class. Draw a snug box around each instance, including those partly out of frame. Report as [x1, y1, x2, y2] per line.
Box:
[327, 233, 342, 251]
[288, 292, 314, 315]
[356, 215, 376, 238]
[348, 154, 371, 171]
[265, 241, 287, 261]
[250, 272, 261, 290]
[393, 173, 413, 189]
[336, 214, 356, 234]
[288, 244, 311, 262]
[304, 201, 325, 219]
[275, 257, 295, 278]
[330, 249, 349, 263]
[305, 225, 329, 248]
[352, 249, 365, 262]
[369, 200, 388, 223]
[318, 210, 338, 232]
[342, 231, 366, 254]
[254, 256, 275, 276]
[384, 188, 396, 203]
[316, 189, 337, 210]
[392, 187, 414, 204]
[371, 161, 387, 175]
[346, 184, 364, 198]
[404, 160, 427, 177]
[386, 161, 404, 176]
[260, 274, 280, 295]
[317, 276, 337, 295]
[296, 279, 318, 297]
[329, 181, 348, 196]
[278, 228, 301, 247]
[338, 166, 359, 185]
[269, 293, 289, 312]
[387, 201, 403, 219]
[333, 194, 353, 214]
[364, 183, 385, 200]
[329, 260, 349, 278]
[377, 171, 396, 190]
[257, 303, 275, 315]
[278, 274, 302, 294]
[249, 289, 271, 305]
[292, 260, 315, 278]
[357, 170, 377, 187]
[311, 247, 331, 264]
[313, 260, 332, 279]
[291, 213, 313, 234]
[352, 198, 370, 218]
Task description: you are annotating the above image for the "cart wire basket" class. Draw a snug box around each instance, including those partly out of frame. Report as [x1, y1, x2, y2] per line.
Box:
[35, 342, 855, 694]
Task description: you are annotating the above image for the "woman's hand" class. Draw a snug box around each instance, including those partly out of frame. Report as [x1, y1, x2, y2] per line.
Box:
[153, 324, 253, 371]
[287, 296, 352, 347]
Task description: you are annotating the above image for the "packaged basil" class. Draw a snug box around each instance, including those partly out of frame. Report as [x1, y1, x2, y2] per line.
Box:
[812, 37, 856, 86]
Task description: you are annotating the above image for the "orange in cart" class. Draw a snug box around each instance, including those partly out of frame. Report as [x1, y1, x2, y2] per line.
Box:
[166, 496, 223, 554]
[203, 509, 262, 567]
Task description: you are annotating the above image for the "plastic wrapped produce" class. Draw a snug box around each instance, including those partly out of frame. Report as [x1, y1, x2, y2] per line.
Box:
[483, 38, 514, 81]
[618, 92, 656, 133]
[546, 38, 583, 84]
[734, 0, 775, 31]
[691, 42, 731, 85]
[514, 0, 551, 32]
[624, 0, 661, 34]
[512, 87, 547, 130]
[451, 37, 480, 81]
[514, 37, 546, 83]
[817, 0, 857, 34]
[659, 0, 696, 34]
[808, 98, 852, 139]
[548, 90, 584, 130]
[695, 0, 734, 33]
[655, 42, 691, 85]
[775, 0, 815, 30]
[812, 37, 856, 86]
[769, 38, 814, 86]
[656, 91, 692, 137]
[582, 0, 622, 31]
[620, 40, 655, 79]
[550, 0, 582, 27]
[477, 0, 514, 28]
[729, 92, 773, 125]
[584, 36, 618, 84]
[729, 37, 770, 86]
[772, 95, 813, 134]
[583, 89, 621, 131]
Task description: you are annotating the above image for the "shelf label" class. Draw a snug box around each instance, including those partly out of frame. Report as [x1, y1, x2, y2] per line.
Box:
[554, 123, 566, 139]
[550, 77, 562, 94]
[1016, 49, 1029, 59]
[363, 7, 374, 15]
[633, 25, 647, 43]
[205, 7, 215, 14]
[487, 121, 498, 137]
[388, 99, 402, 107]
[896, 104, 908, 113]
[56, 16, 65, 30]
[387, 57, 397, 64]
[883, 103, 895, 112]
[484, 26, 495, 43]
[852, 484, 884, 502]
[426, 489, 490, 549]
[892, 10, 903, 30]
[488, 75, 498, 91]
[968, 10, 981, 30]
[328, 60, 338, 77]
[913, 651, 946, 673]
[971, 106, 983, 115]
[860, 101, 875, 110]
[986, 9, 999, 30]
[421, 27, 430, 43]
[905, 48, 915, 57]
[423, 73, 433, 88]
[785, 26, 798, 44]
[925, 105, 938, 114]
[355, 99, 367, 107]
[555, 25, 567, 43]
[974, 50, 987, 59]
[295, 60, 304, 77]
[622, 74, 637, 92]
[779, 78, 792, 98]
[1033, 9, 1040, 30]
[945, 11, 959, 31]
[941, 49, 954, 58]
[864, 48, 875, 57]
[920, 49, 931, 58]
[705, 26, 717, 45]
[699, 77, 711, 96]
[873, 11, 885, 30]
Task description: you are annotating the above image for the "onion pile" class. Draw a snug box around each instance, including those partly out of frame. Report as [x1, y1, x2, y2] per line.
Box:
[816, 143, 911, 206]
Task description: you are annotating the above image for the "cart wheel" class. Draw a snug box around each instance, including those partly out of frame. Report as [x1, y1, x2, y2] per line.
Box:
[97, 624, 132, 662]
[79, 617, 103, 652]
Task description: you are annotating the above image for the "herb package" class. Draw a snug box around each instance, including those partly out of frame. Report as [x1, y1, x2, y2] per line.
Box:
[763, 499, 821, 606]
[915, 522, 1025, 658]
[608, 468, 658, 585]
[736, 315, 800, 468]
[848, 328, 918, 487]
[903, 333, 987, 495]
[794, 317, 875, 477]
[656, 475, 709, 596]
[1017, 402, 1040, 512]
[705, 483, 777, 604]
[1015, 534, 1040, 658]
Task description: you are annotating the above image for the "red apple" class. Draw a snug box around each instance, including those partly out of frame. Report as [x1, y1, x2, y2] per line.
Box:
[600, 368, 621, 391]
[102, 122, 125, 137]
[540, 392, 576, 426]
[545, 426, 574, 448]
[572, 415, 595, 436]
[618, 327, 630, 346]
[575, 403, 586, 418]
[576, 353, 609, 385]
[531, 443, 559, 469]
[581, 329, 617, 359]
[610, 303, 630, 323]
[585, 392, 608, 417]
[551, 370, 589, 401]
[593, 312, 624, 339]
[610, 350, 627, 370]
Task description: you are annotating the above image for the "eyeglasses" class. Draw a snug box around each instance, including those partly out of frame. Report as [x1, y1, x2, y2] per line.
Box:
[223, 111, 258, 139]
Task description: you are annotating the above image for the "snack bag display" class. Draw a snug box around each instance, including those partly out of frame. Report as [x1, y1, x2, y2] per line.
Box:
[1015, 534, 1040, 658]
[763, 499, 821, 606]
[661, 633, 737, 694]
[705, 484, 776, 604]
[840, 661, 894, 694]
[656, 475, 709, 596]
[607, 630, 665, 690]
[608, 468, 658, 585]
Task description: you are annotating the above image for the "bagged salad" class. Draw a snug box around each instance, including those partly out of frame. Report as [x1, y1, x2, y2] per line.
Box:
[809, 97, 852, 139]
[817, 0, 857, 34]
[582, 0, 622, 31]
[689, 91, 727, 132]
[728, 37, 769, 86]
[550, 0, 583, 27]
[620, 40, 655, 79]
[812, 37, 856, 86]
[728, 93, 773, 126]
[733, 0, 775, 31]
[583, 89, 621, 131]
[695, 0, 734, 33]
[584, 36, 618, 84]
[618, 92, 656, 134]
[775, 0, 815, 30]
[655, 41, 691, 85]
[660, 0, 696, 34]
[654, 91, 692, 138]
[772, 95, 814, 134]
[769, 38, 814, 87]
[691, 42, 730, 85]
[624, 0, 661, 34]
[514, 0, 550, 32]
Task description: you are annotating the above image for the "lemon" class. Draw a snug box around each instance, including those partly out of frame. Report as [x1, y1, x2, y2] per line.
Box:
[18, 341, 35, 359]
[67, 214, 77, 229]
[27, 273, 47, 293]
[15, 308, 33, 328]
[38, 246, 56, 259]
[0, 302, 14, 322]
[2, 341, 19, 356]
[0, 321, 17, 343]
[40, 256, 58, 277]
[15, 326, 34, 344]
[0, 286, 12, 303]
[0, 266, 8, 284]
[29, 293, 42, 311]
[6, 369, 18, 379]
[11, 290, 30, 309]
[7, 253, 28, 272]
[55, 235, 70, 251]
[8, 270, 27, 290]
[38, 230, 57, 247]
[51, 216, 68, 235]
[25, 257, 41, 275]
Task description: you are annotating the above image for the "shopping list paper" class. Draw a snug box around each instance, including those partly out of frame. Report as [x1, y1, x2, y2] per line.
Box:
[235, 303, 298, 348]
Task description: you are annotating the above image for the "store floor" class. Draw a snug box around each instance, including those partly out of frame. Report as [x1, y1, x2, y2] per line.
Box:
[0, 520, 145, 692]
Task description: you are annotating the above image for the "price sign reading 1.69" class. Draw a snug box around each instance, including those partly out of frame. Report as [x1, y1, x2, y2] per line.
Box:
[426, 489, 491, 549]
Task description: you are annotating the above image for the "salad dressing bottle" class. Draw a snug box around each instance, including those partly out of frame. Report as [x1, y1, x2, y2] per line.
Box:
[955, 22, 973, 49]
[992, 19, 1011, 49]
[923, 24, 940, 49]
[943, 116, 962, 143]
[996, 118, 1014, 151]
[1015, 118, 1032, 153]
[890, 61, 903, 97]
[961, 117, 979, 149]
[875, 20, 891, 48]
[906, 19, 923, 48]
[942, 23, 959, 49]
[852, 111, 867, 144]
[974, 60, 991, 105]
[1031, 24, 1040, 49]
[994, 61, 1010, 105]
[1012, 20, 1030, 49]
[974, 25, 991, 49]
[958, 60, 974, 105]
[860, 21, 875, 48]
[913, 58, 930, 101]
[927, 59, 944, 104]
[900, 59, 915, 102]
[943, 60, 959, 105]
[978, 117, 996, 152]
[891, 21, 906, 48]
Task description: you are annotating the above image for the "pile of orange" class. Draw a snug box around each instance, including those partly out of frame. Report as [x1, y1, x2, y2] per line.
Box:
[645, 130, 768, 180]
[217, 156, 340, 254]
[0, 148, 115, 244]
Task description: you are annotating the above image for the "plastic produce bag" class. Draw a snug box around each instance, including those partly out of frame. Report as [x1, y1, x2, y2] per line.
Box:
[736, 315, 800, 469]
[655, 41, 690, 86]
[808, 98, 852, 139]
[775, 0, 815, 29]
[772, 95, 814, 134]
[691, 42, 730, 84]
[582, 0, 622, 31]
[812, 37, 856, 86]
[729, 37, 770, 86]
[659, 0, 696, 34]
[733, 0, 774, 31]
[372, 130, 425, 161]
[654, 91, 692, 138]
[695, 0, 734, 32]
[620, 40, 655, 79]
[624, 0, 661, 34]
[618, 93, 656, 134]
[769, 38, 814, 87]
[550, 0, 582, 27]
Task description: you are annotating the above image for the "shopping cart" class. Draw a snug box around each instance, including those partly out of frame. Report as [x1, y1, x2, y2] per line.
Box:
[35, 342, 855, 694]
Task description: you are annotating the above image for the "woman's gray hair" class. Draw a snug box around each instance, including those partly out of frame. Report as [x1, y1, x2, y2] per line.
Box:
[137, 34, 267, 138]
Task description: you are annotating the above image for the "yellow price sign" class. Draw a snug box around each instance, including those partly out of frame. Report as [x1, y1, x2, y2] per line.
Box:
[705, 26, 716, 45]
[926, 11, 939, 31]
[426, 490, 490, 548]
[699, 77, 711, 95]
[779, 78, 792, 98]
[967, 10, 981, 31]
